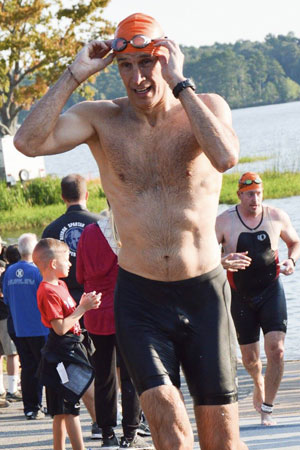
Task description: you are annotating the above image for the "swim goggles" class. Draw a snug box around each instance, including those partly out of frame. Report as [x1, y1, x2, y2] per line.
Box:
[111, 34, 166, 52]
[240, 178, 262, 185]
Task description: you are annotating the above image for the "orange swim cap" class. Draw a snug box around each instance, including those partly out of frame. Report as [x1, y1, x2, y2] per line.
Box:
[238, 172, 263, 192]
[114, 13, 167, 56]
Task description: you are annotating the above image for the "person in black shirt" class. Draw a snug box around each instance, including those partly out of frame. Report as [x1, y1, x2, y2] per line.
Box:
[42, 174, 100, 304]
[42, 173, 101, 438]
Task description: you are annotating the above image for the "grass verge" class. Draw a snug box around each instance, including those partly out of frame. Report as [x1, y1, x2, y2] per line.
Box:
[1, 171, 299, 233]
[220, 171, 300, 204]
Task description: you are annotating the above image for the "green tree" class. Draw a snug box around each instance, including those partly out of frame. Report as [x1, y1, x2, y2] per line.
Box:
[265, 33, 300, 84]
[0, 0, 114, 137]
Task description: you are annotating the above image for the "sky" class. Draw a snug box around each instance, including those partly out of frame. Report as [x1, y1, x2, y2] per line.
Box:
[102, 0, 299, 47]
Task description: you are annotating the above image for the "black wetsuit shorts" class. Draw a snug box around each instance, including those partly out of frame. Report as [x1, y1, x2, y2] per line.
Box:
[231, 278, 287, 346]
[114, 265, 238, 406]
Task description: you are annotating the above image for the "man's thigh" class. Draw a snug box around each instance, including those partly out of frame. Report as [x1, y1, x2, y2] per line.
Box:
[231, 292, 260, 345]
[141, 385, 194, 450]
[180, 272, 238, 405]
[259, 280, 287, 336]
[115, 269, 183, 395]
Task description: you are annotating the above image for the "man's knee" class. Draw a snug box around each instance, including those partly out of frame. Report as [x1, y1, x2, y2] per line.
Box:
[141, 385, 181, 421]
[242, 353, 260, 370]
[141, 385, 193, 450]
[265, 345, 284, 363]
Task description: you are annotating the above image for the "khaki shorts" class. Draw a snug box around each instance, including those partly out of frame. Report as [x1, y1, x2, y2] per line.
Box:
[0, 319, 17, 356]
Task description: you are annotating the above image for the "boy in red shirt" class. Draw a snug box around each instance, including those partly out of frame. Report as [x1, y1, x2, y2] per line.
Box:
[33, 238, 101, 450]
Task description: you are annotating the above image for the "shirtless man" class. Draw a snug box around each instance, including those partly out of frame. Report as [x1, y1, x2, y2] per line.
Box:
[14, 13, 246, 450]
[216, 172, 300, 426]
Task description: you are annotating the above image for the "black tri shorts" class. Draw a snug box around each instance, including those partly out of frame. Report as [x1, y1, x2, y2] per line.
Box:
[231, 277, 287, 346]
[114, 265, 238, 406]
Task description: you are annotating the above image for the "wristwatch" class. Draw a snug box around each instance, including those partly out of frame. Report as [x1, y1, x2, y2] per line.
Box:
[173, 78, 196, 98]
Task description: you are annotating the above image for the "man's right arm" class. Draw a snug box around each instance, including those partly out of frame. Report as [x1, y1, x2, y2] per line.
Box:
[14, 40, 115, 157]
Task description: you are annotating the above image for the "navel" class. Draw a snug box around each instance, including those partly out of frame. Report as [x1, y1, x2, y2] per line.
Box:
[118, 172, 126, 182]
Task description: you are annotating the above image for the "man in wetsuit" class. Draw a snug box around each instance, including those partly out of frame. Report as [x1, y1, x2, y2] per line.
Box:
[14, 13, 247, 450]
[216, 172, 300, 426]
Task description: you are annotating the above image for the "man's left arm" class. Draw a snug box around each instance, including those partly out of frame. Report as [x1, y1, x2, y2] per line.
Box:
[157, 40, 239, 172]
[278, 209, 300, 275]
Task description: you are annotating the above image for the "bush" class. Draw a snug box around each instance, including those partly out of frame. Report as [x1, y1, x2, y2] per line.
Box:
[0, 176, 62, 210]
[0, 181, 26, 211]
[23, 176, 62, 206]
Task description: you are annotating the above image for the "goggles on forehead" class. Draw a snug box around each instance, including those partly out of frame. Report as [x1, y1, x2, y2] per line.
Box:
[112, 34, 167, 52]
[240, 178, 262, 186]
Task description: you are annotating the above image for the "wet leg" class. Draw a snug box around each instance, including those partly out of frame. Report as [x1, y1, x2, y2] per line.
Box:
[195, 402, 248, 450]
[140, 384, 193, 450]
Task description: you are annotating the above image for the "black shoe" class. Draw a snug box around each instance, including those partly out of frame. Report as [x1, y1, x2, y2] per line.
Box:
[137, 421, 151, 436]
[25, 410, 45, 420]
[91, 422, 102, 439]
[6, 390, 22, 402]
[101, 432, 119, 449]
[119, 434, 154, 449]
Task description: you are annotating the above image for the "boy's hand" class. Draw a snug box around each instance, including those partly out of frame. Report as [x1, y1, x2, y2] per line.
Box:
[80, 291, 102, 311]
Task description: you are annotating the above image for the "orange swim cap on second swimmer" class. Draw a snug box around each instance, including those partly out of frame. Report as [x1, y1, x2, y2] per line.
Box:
[113, 13, 168, 57]
[238, 172, 263, 192]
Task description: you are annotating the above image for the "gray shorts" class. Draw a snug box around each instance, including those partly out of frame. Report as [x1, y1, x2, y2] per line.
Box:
[0, 319, 17, 356]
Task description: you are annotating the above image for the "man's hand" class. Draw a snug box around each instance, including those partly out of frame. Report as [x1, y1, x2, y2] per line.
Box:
[70, 40, 115, 84]
[80, 291, 102, 311]
[278, 259, 295, 276]
[221, 251, 252, 272]
[155, 39, 185, 89]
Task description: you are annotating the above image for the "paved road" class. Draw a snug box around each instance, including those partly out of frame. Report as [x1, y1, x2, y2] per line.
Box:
[0, 361, 299, 449]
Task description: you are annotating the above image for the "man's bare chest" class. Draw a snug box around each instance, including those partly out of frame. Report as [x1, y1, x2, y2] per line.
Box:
[99, 121, 202, 189]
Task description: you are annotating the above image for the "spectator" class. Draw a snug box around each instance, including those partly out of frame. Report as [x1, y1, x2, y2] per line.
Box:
[0, 245, 22, 405]
[33, 238, 101, 450]
[3, 233, 49, 419]
[42, 173, 100, 438]
[42, 174, 100, 304]
[77, 209, 152, 449]
[0, 236, 7, 262]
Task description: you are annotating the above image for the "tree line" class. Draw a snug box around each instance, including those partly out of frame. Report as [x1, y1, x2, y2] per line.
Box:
[1, 0, 299, 137]
[68, 32, 300, 110]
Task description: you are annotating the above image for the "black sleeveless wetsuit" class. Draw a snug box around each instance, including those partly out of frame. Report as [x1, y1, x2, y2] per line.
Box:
[227, 206, 287, 345]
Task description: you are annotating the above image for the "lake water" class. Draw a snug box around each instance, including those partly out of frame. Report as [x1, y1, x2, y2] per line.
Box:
[5, 101, 300, 360]
[44, 100, 300, 178]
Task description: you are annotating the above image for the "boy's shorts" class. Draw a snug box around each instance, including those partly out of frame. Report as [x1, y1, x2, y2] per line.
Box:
[46, 386, 81, 417]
